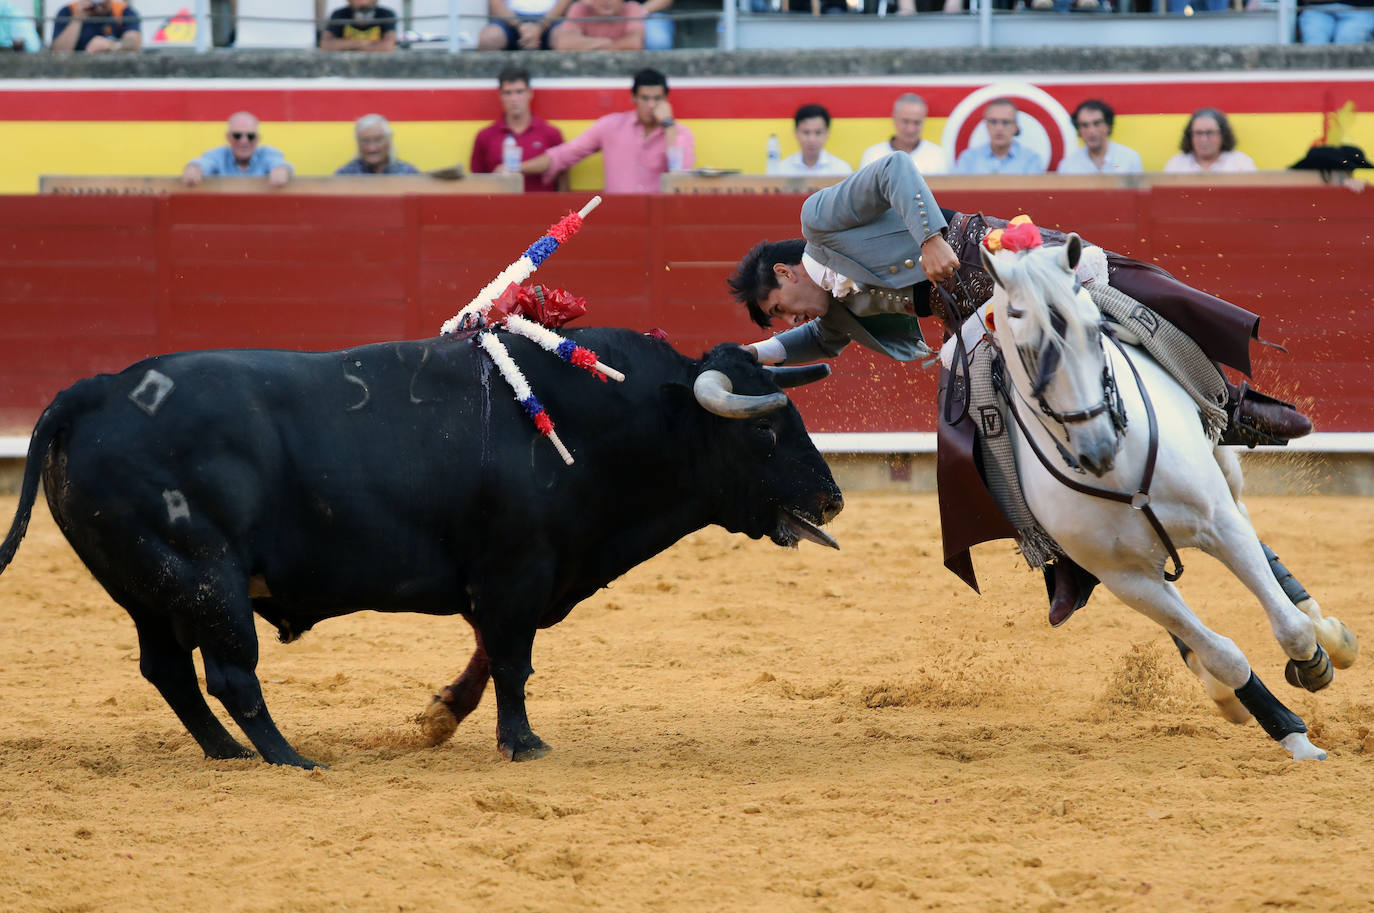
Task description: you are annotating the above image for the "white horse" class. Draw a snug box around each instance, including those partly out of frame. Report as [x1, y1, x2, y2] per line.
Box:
[978, 233, 1357, 762]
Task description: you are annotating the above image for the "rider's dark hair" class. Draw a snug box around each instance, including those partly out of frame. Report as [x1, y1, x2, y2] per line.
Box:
[728, 238, 807, 328]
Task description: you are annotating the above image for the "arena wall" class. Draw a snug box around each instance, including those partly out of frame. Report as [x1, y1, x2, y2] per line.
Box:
[1, 183, 1369, 439]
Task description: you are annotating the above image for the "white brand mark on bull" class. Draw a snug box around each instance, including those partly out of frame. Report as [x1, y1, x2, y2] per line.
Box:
[162, 489, 191, 523]
[129, 370, 175, 416]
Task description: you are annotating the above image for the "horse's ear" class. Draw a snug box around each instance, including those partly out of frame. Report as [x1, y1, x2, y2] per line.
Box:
[1063, 233, 1083, 272]
[980, 245, 1003, 288]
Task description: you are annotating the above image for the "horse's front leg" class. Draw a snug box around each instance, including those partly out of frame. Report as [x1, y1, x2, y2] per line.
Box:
[1202, 508, 1340, 692]
[1096, 567, 1326, 761]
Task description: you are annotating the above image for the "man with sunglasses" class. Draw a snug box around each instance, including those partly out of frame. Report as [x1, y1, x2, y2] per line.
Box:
[182, 112, 294, 188]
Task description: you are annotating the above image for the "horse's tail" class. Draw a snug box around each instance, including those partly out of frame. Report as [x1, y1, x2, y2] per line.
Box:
[0, 378, 110, 575]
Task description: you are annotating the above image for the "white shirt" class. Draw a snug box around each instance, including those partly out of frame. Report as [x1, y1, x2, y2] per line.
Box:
[859, 139, 947, 175]
[776, 149, 853, 177]
[1056, 140, 1144, 175]
[1163, 150, 1257, 173]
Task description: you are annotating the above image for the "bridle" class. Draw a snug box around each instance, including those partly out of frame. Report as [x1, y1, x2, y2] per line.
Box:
[995, 287, 1185, 582]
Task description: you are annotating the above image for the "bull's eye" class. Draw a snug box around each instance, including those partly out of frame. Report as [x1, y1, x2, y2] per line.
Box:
[752, 419, 777, 448]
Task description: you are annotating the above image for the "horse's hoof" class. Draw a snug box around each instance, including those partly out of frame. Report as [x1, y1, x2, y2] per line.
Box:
[1316, 617, 1359, 670]
[1281, 732, 1327, 762]
[1285, 645, 1333, 692]
[416, 695, 460, 746]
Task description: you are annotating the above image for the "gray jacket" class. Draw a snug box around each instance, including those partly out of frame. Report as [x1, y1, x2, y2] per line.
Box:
[772, 153, 948, 364]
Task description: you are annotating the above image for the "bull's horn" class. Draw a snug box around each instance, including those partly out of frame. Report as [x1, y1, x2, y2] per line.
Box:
[693, 370, 788, 418]
[764, 363, 831, 389]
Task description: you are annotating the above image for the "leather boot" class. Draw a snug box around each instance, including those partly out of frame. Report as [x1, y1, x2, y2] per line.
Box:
[1219, 381, 1313, 447]
[1044, 558, 1096, 628]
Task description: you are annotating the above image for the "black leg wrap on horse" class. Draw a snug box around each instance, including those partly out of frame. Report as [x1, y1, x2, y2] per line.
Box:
[1262, 543, 1311, 606]
[1284, 645, 1333, 692]
[1234, 672, 1307, 740]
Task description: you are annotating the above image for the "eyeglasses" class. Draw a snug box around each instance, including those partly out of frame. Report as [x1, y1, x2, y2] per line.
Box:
[984, 118, 1016, 127]
[1190, 129, 1220, 137]
[230, 132, 258, 141]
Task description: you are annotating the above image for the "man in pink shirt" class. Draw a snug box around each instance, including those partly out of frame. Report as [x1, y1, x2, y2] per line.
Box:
[512, 67, 694, 193]
[550, 0, 646, 49]
[470, 65, 567, 193]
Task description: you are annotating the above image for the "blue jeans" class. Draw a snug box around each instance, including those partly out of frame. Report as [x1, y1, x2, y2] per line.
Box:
[644, 11, 675, 48]
[1298, 4, 1374, 42]
[1167, 0, 1227, 10]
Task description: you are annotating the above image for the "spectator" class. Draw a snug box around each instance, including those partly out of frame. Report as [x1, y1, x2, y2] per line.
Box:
[182, 112, 294, 188]
[470, 65, 567, 193]
[1297, 0, 1374, 43]
[1290, 143, 1371, 192]
[335, 114, 419, 175]
[477, 0, 573, 49]
[785, 0, 850, 13]
[776, 104, 853, 177]
[1163, 108, 1257, 173]
[319, 0, 397, 50]
[953, 98, 1046, 175]
[641, 0, 674, 48]
[1057, 99, 1143, 175]
[0, 0, 41, 50]
[1168, 0, 1227, 11]
[515, 67, 694, 193]
[50, 0, 141, 53]
[859, 93, 946, 175]
[550, 0, 646, 49]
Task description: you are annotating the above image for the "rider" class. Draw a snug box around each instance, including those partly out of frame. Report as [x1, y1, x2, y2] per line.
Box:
[726, 153, 1312, 626]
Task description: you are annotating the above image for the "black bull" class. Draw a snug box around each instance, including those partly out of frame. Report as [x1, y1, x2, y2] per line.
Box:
[0, 328, 843, 767]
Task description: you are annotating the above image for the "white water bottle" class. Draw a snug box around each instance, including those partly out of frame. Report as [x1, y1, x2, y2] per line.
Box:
[501, 134, 522, 174]
[765, 133, 780, 175]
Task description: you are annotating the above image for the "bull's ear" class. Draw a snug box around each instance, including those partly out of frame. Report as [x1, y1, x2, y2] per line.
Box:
[1063, 233, 1082, 272]
[980, 245, 1003, 288]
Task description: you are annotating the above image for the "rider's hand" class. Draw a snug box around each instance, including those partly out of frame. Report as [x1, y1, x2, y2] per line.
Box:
[919, 234, 959, 284]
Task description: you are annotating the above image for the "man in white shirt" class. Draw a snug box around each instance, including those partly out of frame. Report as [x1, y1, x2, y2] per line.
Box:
[859, 93, 946, 175]
[776, 104, 853, 177]
[1057, 99, 1143, 175]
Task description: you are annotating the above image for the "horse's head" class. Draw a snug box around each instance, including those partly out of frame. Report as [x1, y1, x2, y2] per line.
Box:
[980, 233, 1122, 476]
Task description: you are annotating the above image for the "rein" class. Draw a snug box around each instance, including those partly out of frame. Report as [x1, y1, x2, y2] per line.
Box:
[1000, 330, 1185, 582]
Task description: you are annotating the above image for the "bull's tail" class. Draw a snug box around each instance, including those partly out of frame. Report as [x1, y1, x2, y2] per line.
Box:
[0, 378, 109, 576]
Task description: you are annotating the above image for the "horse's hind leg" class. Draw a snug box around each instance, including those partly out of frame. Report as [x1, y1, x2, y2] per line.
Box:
[1098, 569, 1324, 760]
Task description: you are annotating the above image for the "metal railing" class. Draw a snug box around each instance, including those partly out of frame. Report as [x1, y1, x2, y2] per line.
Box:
[21, 0, 1299, 53]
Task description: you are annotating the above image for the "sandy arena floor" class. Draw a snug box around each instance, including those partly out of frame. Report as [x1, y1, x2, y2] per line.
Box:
[1, 491, 1373, 913]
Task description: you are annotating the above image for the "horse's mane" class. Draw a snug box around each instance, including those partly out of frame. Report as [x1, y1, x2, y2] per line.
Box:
[999, 245, 1096, 351]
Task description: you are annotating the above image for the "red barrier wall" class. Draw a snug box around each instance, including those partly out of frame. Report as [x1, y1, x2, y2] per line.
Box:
[1, 186, 1370, 436]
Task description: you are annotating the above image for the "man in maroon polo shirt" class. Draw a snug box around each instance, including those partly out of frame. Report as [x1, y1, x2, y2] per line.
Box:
[469, 64, 567, 192]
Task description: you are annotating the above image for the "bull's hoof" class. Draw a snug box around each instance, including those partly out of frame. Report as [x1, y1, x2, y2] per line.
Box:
[500, 734, 551, 762]
[417, 695, 460, 746]
[1285, 645, 1334, 693]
